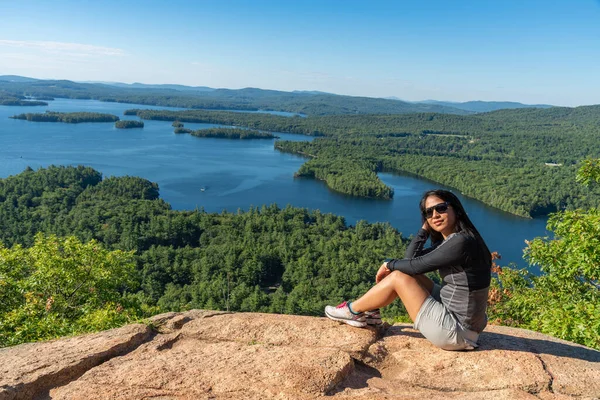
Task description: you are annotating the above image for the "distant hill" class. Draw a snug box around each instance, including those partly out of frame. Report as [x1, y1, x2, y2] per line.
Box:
[479, 103, 600, 125]
[418, 100, 554, 112]
[90, 81, 215, 92]
[0, 76, 560, 114]
[292, 90, 333, 95]
[0, 76, 473, 116]
[0, 75, 39, 83]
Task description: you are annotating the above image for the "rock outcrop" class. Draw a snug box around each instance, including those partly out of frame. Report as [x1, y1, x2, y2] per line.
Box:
[1, 310, 598, 399]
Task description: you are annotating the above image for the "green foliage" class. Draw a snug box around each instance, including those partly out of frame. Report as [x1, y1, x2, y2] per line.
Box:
[0, 91, 48, 106]
[0, 165, 103, 248]
[0, 234, 146, 347]
[131, 108, 323, 136]
[0, 100, 47, 106]
[576, 157, 600, 186]
[295, 157, 393, 199]
[488, 159, 600, 349]
[181, 127, 277, 139]
[10, 111, 119, 123]
[115, 120, 144, 129]
[527, 209, 599, 284]
[0, 167, 409, 347]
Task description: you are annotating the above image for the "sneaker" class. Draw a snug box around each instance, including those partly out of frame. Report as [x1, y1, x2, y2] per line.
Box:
[365, 309, 383, 325]
[324, 301, 366, 328]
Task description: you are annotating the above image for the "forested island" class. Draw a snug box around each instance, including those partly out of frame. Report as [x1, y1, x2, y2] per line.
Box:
[115, 120, 144, 129]
[126, 107, 600, 217]
[0, 92, 47, 106]
[0, 100, 48, 106]
[175, 126, 277, 139]
[10, 111, 120, 123]
[1, 165, 597, 349]
[294, 158, 394, 199]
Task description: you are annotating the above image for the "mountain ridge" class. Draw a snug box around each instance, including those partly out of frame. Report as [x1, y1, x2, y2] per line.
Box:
[384, 96, 555, 112]
[0, 75, 471, 116]
[420, 99, 554, 112]
[0, 75, 567, 116]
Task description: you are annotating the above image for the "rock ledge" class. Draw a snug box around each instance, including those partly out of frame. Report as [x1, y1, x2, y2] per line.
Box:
[1, 310, 598, 400]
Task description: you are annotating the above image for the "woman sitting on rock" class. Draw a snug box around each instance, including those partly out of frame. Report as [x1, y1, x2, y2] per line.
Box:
[325, 189, 492, 351]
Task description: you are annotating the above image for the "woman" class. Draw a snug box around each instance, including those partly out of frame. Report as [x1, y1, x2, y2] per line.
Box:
[325, 189, 491, 351]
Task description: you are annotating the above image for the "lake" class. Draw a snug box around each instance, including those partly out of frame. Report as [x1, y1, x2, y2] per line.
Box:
[0, 99, 549, 270]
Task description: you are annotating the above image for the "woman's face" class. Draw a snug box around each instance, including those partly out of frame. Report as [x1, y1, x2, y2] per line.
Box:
[424, 195, 457, 238]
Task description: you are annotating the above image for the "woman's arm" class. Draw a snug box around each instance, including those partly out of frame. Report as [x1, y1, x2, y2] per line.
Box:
[388, 233, 470, 275]
[404, 228, 430, 258]
[377, 225, 430, 283]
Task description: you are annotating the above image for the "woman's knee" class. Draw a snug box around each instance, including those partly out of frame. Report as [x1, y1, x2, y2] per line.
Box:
[388, 270, 413, 285]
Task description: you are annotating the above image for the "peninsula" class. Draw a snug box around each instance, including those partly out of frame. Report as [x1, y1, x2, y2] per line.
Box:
[175, 126, 277, 139]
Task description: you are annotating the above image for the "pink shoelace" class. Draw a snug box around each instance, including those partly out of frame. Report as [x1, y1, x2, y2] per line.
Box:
[336, 301, 348, 309]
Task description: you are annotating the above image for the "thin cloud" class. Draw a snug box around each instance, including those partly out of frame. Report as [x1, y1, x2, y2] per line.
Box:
[0, 40, 125, 57]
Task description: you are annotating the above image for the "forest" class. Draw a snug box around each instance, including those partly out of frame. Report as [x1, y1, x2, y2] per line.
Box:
[294, 157, 393, 199]
[128, 107, 600, 216]
[0, 91, 48, 106]
[1, 165, 597, 349]
[175, 126, 277, 139]
[115, 120, 144, 129]
[10, 111, 120, 123]
[0, 166, 406, 346]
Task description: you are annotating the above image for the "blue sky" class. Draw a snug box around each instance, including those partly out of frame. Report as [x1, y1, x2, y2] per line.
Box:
[1, 0, 599, 106]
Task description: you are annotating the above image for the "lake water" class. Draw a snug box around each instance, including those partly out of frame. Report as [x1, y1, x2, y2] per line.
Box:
[0, 99, 549, 270]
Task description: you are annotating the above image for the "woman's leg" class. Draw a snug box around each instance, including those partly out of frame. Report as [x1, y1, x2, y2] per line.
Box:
[363, 274, 435, 311]
[351, 271, 430, 321]
[415, 274, 435, 293]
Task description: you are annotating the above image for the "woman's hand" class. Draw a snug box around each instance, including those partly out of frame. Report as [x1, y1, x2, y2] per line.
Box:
[376, 263, 391, 283]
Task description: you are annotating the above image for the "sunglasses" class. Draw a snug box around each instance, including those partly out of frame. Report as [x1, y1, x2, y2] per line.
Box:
[423, 202, 450, 218]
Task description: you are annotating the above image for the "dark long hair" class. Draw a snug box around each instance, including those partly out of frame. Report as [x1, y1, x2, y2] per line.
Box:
[420, 189, 491, 263]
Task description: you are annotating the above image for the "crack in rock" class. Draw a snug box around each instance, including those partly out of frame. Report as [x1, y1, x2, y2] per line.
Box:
[155, 333, 182, 352]
[410, 383, 524, 394]
[532, 353, 554, 394]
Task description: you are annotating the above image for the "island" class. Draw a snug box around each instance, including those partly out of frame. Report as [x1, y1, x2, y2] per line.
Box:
[174, 126, 278, 140]
[0, 93, 47, 106]
[115, 120, 144, 129]
[10, 111, 119, 123]
[1, 100, 48, 106]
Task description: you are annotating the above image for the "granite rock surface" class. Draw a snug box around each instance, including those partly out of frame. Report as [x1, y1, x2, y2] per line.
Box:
[1, 310, 598, 400]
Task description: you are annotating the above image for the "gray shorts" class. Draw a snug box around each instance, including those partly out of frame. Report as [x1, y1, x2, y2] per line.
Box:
[413, 284, 480, 351]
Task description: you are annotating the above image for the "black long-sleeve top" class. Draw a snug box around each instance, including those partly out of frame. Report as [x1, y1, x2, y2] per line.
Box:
[387, 229, 491, 332]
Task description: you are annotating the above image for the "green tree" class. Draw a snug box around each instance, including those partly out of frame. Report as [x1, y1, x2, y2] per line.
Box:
[489, 159, 600, 349]
[0, 234, 146, 347]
